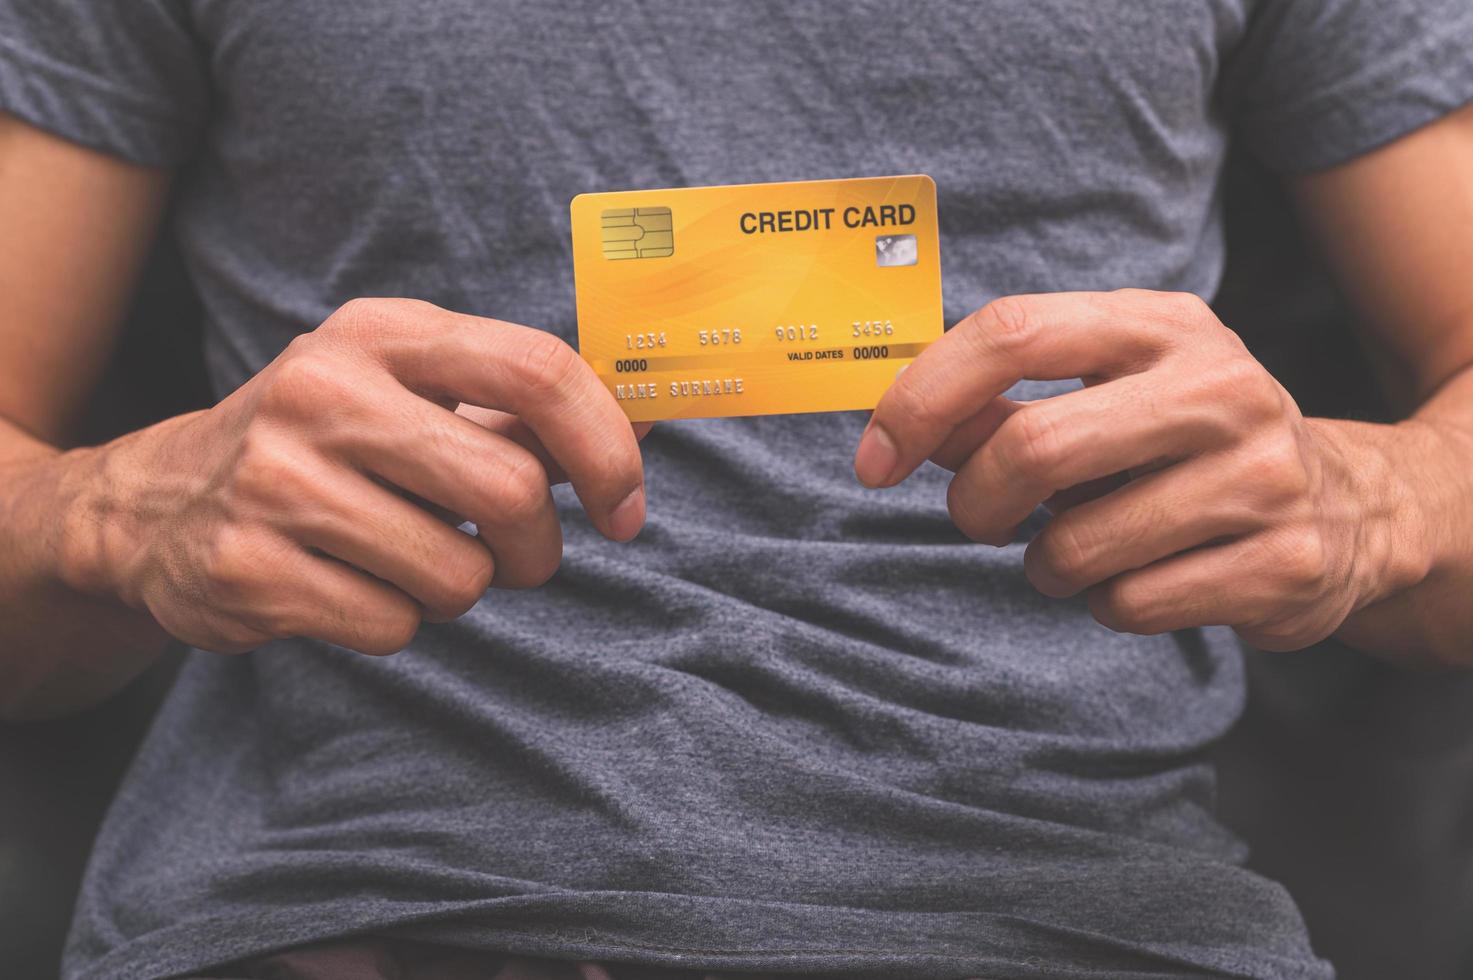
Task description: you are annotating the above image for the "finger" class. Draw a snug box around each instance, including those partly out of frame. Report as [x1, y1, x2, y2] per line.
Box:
[857, 290, 1204, 487]
[926, 396, 1018, 472]
[1024, 453, 1267, 598]
[927, 398, 1125, 501]
[944, 374, 1237, 543]
[222, 541, 424, 656]
[281, 462, 496, 619]
[1085, 530, 1327, 645]
[341, 387, 566, 589]
[455, 403, 654, 486]
[1042, 474, 1129, 515]
[456, 404, 570, 483]
[336, 299, 645, 540]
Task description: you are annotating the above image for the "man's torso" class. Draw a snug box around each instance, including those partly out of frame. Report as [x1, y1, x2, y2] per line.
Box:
[65, 3, 1330, 978]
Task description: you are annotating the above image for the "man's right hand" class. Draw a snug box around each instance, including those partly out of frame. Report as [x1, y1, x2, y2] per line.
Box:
[60, 298, 647, 657]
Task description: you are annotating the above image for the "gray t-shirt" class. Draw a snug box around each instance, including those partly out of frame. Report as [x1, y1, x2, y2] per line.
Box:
[3, 2, 1471, 978]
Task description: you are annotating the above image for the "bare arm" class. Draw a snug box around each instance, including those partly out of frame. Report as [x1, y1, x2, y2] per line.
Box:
[1292, 102, 1473, 664]
[0, 114, 649, 723]
[0, 114, 175, 719]
[856, 103, 1473, 668]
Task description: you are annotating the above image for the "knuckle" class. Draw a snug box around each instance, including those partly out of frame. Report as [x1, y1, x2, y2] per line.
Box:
[515, 332, 584, 396]
[1206, 353, 1266, 402]
[212, 625, 271, 655]
[1032, 520, 1094, 593]
[203, 526, 267, 598]
[206, 538, 303, 639]
[1244, 370, 1287, 422]
[573, 440, 641, 501]
[1163, 291, 1212, 324]
[361, 604, 422, 656]
[972, 295, 1038, 356]
[251, 605, 299, 641]
[482, 522, 563, 590]
[490, 452, 551, 523]
[265, 347, 347, 414]
[1186, 360, 1273, 440]
[1201, 353, 1283, 422]
[326, 297, 417, 335]
[325, 297, 377, 333]
[945, 475, 990, 542]
[433, 547, 494, 614]
[279, 331, 318, 360]
[512, 539, 565, 589]
[1274, 529, 1330, 589]
[1087, 581, 1130, 633]
[233, 428, 309, 502]
[1247, 434, 1311, 500]
[321, 297, 437, 358]
[1132, 290, 1211, 337]
[177, 609, 273, 654]
[882, 374, 945, 432]
[333, 296, 383, 324]
[1004, 406, 1065, 481]
[1087, 579, 1154, 635]
[1239, 615, 1324, 652]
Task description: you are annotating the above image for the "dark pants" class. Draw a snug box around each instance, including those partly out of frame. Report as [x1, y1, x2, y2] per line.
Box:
[192, 937, 982, 980]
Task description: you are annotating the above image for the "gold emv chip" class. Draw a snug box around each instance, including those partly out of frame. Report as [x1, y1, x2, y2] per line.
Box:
[601, 207, 673, 259]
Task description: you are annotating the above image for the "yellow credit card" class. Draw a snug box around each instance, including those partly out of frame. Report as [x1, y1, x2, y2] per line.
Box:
[570, 174, 942, 422]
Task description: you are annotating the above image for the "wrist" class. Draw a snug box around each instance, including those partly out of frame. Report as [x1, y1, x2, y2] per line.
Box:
[52, 415, 198, 608]
[48, 441, 134, 602]
[0, 441, 120, 602]
[1394, 414, 1473, 580]
[1305, 417, 1436, 611]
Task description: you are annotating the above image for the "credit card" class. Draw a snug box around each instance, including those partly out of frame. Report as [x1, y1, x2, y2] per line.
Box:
[570, 174, 942, 422]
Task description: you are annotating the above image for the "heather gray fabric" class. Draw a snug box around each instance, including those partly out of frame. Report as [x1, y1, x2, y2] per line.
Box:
[2, 1, 1472, 978]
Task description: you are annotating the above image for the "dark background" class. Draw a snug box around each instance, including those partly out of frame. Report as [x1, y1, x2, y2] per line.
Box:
[2, 152, 1470, 979]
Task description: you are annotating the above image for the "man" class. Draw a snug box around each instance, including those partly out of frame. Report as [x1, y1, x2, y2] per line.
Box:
[1, 2, 1471, 978]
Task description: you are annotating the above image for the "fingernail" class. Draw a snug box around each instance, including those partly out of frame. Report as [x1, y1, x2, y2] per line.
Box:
[609, 487, 645, 541]
[854, 423, 899, 488]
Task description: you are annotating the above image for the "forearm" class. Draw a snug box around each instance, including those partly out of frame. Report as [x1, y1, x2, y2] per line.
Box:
[0, 419, 169, 721]
[1332, 365, 1473, 666]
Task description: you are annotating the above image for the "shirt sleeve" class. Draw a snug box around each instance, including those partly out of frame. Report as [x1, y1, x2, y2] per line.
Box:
[1220, 0, 1473, 173]
[0, 0, 208, 167]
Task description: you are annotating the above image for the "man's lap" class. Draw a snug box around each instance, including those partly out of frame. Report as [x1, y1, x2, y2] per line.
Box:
[190, 937, 988, 980]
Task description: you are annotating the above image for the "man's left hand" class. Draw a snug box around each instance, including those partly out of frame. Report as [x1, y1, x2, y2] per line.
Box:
[855, 289, 1431, 650]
